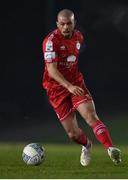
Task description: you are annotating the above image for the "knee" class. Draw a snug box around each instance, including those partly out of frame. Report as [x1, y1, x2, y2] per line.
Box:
[67, 131, 79, 141]
[84, 111, 98, 126]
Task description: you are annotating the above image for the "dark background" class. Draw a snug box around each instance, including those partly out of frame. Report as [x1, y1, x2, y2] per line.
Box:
[0, 0, 127, 142]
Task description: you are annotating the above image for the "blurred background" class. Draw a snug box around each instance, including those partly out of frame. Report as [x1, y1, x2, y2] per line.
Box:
[0, 0, 127, 144]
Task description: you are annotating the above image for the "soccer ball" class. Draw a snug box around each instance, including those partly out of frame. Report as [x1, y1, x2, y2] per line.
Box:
[22, 143, 45, 165]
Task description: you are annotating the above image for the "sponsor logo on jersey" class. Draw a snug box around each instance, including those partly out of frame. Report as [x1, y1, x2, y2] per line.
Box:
[67, 55, 76, 62]
[44, 52, 55, 62]
[60, 45, 66, 50]
[76, 42, 80, 50]
[46, 40, 53, 51]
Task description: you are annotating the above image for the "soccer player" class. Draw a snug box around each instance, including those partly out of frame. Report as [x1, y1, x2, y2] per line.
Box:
[42, 9, 121, 166]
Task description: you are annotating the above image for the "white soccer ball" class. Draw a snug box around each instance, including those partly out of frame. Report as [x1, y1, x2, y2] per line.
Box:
[22, 143, 45, 165]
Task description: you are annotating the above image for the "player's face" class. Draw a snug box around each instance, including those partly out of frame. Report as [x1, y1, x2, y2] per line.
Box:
[57, 15, 75, 38]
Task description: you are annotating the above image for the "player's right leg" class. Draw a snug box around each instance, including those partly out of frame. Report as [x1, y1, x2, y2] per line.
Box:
[47, 90, 92, 166]
[60, 112, 92, 166]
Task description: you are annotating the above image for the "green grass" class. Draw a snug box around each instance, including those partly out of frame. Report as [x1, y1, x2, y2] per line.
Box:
[0, 143, 127, 179]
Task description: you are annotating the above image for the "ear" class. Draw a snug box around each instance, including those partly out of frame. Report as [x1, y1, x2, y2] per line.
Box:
[74, 19, 77, 27]
[56, 21, 59, 27]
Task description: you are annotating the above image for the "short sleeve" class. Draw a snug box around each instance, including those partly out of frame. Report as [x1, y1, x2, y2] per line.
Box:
[78, 32, 86, 52]
[42, 37, 58, 63]
[79, 32, 84, 44]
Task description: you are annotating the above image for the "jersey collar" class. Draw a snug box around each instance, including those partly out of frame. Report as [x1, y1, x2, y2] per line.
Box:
[57, 28, 75, 40]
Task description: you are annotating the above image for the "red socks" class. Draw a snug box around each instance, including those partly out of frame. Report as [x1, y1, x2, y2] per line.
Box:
[91, 119, 113, 149]
[73, 120, 113, 149]
[74, 128, 88, 146]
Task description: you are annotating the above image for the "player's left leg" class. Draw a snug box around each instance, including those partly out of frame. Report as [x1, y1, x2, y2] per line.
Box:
[77, 100, 121, 165]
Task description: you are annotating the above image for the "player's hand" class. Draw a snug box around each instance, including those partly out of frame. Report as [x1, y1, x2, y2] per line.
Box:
[67, 85, 84, 96]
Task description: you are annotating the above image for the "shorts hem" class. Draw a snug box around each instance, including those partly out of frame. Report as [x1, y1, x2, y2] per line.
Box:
[73, 98, 92, 110]
[59, 109, 73, 122]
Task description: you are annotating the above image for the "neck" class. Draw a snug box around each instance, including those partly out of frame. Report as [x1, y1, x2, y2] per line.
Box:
[63, 33, 72, 39]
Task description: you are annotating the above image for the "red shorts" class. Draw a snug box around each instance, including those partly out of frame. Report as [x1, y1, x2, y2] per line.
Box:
[46, 81, 92, 121]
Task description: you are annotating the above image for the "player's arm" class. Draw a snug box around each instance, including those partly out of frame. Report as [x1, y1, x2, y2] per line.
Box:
[46, 62, 84, 96]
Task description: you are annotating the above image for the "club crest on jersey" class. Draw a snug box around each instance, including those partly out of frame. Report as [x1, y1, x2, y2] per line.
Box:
[76, 42, 80, 50]
[46, 40, 53, 51]
[67, 55, 76, 62]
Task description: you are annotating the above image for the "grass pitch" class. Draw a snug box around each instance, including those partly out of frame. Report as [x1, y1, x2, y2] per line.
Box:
[0, 143, 127, 179]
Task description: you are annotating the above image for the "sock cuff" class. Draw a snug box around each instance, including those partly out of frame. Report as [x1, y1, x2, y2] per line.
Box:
[91, 119, 105, 128]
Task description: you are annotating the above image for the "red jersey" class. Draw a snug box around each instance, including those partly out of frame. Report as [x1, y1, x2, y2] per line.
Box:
[42, 28, 84, 90]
